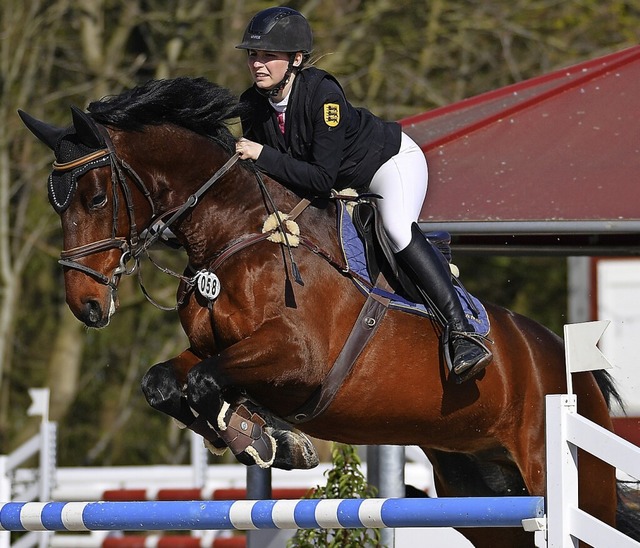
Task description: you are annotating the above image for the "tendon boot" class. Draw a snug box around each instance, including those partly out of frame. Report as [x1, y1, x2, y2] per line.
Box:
[396, 223, 492, 381]
[216, 401, 276, 469]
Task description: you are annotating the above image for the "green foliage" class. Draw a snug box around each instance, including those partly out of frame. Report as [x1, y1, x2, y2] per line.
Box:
[455, 255, 568, 335]
[288, 443, 382, 548]
[305, 0, 640, 119]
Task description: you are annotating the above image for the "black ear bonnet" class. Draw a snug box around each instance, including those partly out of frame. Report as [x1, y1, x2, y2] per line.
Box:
[18, 107, 111, 214]
[47, 128, 111, 213]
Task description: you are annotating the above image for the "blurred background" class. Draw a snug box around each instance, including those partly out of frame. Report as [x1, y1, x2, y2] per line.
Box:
[1, 0, 638, 466]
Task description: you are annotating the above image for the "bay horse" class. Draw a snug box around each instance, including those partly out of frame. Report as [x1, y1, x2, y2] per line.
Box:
[19, 77, 639, 547]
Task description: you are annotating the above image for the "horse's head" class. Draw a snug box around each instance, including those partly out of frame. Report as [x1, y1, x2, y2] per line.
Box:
[21, 78, 284, 331]
[19, 107, 154, 327]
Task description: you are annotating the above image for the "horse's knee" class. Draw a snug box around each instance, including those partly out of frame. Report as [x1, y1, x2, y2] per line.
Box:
[141, 361, 189, 420]
[186, 360, 223, 415]
[143, 361, 228, 454]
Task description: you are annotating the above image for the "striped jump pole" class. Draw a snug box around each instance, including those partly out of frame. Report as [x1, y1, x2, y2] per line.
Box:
[0, 497, 544, 532]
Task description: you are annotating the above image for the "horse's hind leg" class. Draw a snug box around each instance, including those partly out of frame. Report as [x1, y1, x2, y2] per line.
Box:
[507, 375, 617, 531]
[425, 449, 537, 548]
[573, 374, 617, 531]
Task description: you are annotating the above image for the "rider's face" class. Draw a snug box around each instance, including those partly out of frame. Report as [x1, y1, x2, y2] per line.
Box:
[246, 50, 291, 91]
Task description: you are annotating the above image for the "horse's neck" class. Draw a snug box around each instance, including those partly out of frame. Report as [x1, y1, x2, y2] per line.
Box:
[123, 128, 258, 261]
[256, 175, 340, 249]
[129, 127, 338, 267]
[164, 159, 303, 266]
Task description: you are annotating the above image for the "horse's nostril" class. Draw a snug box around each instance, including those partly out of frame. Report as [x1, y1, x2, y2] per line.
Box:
[83, 299, 106, 327]
[87, 301, 100, 323]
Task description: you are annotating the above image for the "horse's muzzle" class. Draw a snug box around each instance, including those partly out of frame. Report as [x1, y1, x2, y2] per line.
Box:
[76, 297, 114, 328]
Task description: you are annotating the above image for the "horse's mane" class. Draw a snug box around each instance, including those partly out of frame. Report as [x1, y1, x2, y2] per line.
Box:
[87, 77, 241, 153]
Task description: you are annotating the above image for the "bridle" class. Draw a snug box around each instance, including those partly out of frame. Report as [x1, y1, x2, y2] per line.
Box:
[55, 124, 240, 300]
[56, 127, 155, 292]
[55, 121, 313, 315]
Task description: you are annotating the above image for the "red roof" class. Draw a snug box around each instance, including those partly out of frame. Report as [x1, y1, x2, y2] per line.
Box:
[401, 46, 640, 252]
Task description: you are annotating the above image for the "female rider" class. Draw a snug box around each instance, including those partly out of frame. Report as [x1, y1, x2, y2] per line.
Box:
[234, 6, 492, 381]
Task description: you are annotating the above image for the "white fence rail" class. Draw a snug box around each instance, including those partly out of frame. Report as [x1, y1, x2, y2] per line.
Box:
[0, 389, 56, 548]
[546, 394, 640, 548]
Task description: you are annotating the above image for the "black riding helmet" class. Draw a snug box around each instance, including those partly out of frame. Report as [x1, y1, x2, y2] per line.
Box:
[237, 7, 313, 97]
[236, 7, 313, 54]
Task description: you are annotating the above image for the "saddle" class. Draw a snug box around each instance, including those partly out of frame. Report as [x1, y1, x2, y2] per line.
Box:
[350, 199, 455, 306]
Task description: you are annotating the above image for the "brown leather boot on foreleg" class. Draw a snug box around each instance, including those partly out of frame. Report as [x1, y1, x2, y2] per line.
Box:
[215, 401, 277, 468]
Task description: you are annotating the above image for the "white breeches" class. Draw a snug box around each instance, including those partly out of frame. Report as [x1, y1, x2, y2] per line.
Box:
[368, 132, 428, 252]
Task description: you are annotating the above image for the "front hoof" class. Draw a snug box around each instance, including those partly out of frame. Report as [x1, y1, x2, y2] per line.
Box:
[270, 429, 319, 470]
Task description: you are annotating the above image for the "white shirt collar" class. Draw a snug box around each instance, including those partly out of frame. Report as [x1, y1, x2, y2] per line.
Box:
[269, 92, 290, 114]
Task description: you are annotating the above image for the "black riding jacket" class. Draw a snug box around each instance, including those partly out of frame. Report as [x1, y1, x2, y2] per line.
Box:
[239, 67, 401, 194]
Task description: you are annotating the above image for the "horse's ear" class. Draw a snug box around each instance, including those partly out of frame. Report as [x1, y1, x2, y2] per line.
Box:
[70, 105, 105, 149]
[18, 109, 66, 151]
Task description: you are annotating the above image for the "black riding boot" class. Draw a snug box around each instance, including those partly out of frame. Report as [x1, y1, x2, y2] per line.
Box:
[396, 223, 492, 380]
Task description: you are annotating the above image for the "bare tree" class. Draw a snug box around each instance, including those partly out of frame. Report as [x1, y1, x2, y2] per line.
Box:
[0, 0, 71, 442]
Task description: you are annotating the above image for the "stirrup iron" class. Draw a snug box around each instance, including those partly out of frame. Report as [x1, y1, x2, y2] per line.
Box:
[442, 324, 492, 379]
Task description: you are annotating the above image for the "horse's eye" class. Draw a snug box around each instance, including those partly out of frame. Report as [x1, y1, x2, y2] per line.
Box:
[89, 194, 107, 209]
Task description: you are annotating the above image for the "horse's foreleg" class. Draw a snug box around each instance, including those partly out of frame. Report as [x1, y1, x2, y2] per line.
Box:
[140, 349, 228, 456]
[186, 356, 319, 470]
[237, 398, 320, 471]
[185, 358, 279, 468]
[142, 355, 274, 466]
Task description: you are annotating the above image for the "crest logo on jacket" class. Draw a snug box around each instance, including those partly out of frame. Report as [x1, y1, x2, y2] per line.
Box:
[323, 103, 340, 127]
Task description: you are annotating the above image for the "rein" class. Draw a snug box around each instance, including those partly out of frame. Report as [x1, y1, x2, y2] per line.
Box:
[56, 124, 305, 311]
[134, 152, 241, 257]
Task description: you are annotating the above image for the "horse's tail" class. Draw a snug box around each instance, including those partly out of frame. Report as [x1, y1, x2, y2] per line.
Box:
[617, 482, 640, 540]
[593, 369, 625, 412]
[593, 370, 640, 540]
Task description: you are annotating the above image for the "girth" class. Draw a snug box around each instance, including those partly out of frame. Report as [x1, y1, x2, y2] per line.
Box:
[284, 274, 392, 424]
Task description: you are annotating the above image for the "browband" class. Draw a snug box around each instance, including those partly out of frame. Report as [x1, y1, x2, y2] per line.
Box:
[52, 149, 110, 172]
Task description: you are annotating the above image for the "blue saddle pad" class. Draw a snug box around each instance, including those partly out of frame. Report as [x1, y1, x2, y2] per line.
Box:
[337, 201, 490, 336]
